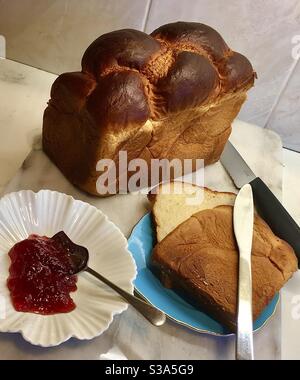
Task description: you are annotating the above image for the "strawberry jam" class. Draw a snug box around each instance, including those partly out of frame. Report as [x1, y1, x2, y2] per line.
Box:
[7, 234, 77, 315]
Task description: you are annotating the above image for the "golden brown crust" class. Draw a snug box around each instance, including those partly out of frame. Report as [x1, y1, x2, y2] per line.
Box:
[43, 22, 256, 196]
[147, 181, 236, 204]
[151, 205, 298, 331]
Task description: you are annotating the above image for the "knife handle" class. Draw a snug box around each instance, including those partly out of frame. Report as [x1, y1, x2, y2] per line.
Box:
[250, 177, 300, 262]
[236, 256, 254, 360]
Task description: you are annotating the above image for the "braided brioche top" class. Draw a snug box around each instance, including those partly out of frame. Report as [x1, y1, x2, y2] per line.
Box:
[50, 22, 255, 131]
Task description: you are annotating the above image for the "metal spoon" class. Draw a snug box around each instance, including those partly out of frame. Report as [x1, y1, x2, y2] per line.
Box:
[52, 231, 166, 327]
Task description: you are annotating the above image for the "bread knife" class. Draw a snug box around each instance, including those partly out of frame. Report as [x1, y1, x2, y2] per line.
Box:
[234, 183, 254, 360]
[221, 141, 300, 266]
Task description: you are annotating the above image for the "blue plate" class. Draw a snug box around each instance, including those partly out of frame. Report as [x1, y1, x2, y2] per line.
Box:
[128, 213, 279, 336]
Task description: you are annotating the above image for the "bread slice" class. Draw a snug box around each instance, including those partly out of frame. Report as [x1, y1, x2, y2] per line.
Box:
[148, 181, 236, 242]
[151, 205, 298, 331]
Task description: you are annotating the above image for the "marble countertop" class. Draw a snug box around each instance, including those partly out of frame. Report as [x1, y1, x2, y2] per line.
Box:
[0, 58, 300, 359]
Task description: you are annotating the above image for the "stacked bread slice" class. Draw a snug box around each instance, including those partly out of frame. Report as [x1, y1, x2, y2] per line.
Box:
[148, 181, 235, 242]
[148, 181, 298, 331]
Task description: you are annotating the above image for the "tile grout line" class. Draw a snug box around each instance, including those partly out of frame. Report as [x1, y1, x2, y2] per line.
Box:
[264, 58, 299, 129]
[141, 0, 153, 32]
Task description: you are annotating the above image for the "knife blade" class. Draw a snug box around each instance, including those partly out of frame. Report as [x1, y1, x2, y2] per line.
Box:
[221, 142, 256, 188]
[234, 184, 254, 360]
[221, 141, 300, 266]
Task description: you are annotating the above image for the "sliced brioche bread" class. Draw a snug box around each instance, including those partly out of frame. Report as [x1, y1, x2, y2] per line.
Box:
[151, 205, 298, 330]
[148, 181, 236, 242]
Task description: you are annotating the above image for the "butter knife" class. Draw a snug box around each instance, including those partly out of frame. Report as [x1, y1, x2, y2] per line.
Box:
[234, 183, 254, 360]
[221, 141, 300, 265]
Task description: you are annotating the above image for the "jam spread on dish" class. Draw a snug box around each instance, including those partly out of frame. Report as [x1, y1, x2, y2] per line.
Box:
[7, 234, 77, 315]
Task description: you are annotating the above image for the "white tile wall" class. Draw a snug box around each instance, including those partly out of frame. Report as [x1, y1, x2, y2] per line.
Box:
[0, 0, 151, 73]
[266, 60, 300, 152]
[0, 0, 299, 151]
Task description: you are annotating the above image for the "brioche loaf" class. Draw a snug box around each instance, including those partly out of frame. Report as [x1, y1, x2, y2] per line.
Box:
[43, 22, 255, 195]
[151, 205, 298, 330]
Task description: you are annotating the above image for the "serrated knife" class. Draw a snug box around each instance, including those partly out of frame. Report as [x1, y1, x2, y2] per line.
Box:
[234, 183, 254, 360]
[221, 141, 300, 266]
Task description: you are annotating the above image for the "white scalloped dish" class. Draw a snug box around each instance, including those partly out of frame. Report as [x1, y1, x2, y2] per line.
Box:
[0, 190, 136, 347]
